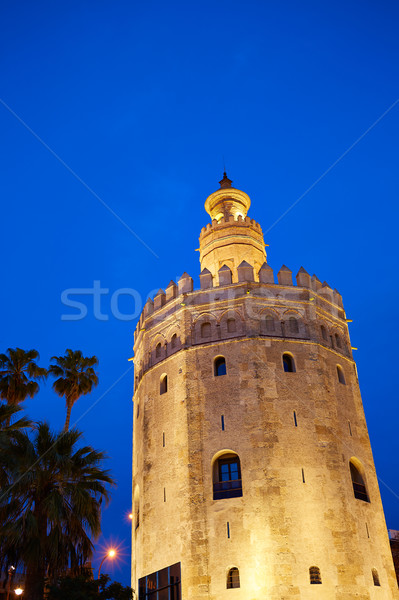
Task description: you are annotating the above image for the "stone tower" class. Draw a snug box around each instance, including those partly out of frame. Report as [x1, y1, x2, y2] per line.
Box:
[132, 175, 398, 599]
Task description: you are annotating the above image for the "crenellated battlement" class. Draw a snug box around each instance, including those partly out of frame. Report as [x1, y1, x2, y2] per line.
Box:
[199, 214, 263, 238]
[133, 261, 348, 377]
[135, 262, 343, 332]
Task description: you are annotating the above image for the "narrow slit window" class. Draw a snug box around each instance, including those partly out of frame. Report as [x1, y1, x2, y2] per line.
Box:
[302, 468, 305, 483]
[136, 403, 140, 418]
[282, 353, 296, 372]
[348, 421, 352, 436]
[366, 522, 370, 538]
[163, 488, 166, 502]
[227, 522, 230, 539]
[227, 567, 240, 589]
[160, 374, 168, 395]
[221, 415, 225, 431]
[162, 432, 165, 447]
[309, 566, 322, 584]
[214, 356, 227, 377]
[293, 411, 298, 427]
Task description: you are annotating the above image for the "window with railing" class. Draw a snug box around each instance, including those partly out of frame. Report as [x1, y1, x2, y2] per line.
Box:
[350, 460, 369, 502]
[309, 566, 322, 584]
[227, 567, 240, 589]
[213, 454, 242, 500]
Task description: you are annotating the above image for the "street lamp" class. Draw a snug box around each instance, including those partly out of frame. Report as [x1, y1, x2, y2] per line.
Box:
[6, 567, 15, 600]
[98, 549, 117, 579]
[14, 590, 23, 597]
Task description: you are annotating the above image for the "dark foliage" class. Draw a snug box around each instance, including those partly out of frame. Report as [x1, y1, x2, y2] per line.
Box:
[46, 574, 133, 600]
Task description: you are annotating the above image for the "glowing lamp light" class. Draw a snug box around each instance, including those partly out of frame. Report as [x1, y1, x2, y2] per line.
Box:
[14, 590, 23, 596]
[129, 513, 133, 520]
[98, 548, 118, 578]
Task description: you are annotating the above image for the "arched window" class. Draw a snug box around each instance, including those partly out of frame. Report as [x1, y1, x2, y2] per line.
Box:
[171, 333, 177, 349]
[201, 322, 211, 338]
[265, 315, 275, 332]
[283, 353, 296, 373]
[372, 568, 380, 586]
[214, 356, 227, 377]
[227, 318, 236, 333]
[213, 453, 242, 500]
[350, 460, 369, 502]
[155, 343, 162, 358]
[227, 567, 240, 589]
[160, 374, 167, 395]
[335, 333, 341, 348]
[321, 325, 328, 341]
[309, 566, 322, 584]
[289, 316, 299, 334]
[337, 365, 346, 384]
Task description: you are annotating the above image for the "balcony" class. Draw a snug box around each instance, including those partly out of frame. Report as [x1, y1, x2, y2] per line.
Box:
[352, 481, 369, 502]
[213, 479, 243, 500]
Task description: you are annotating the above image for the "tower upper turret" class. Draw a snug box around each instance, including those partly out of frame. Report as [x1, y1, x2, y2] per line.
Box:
[204, 172, 251, 221]
[200, 174, 267, 283]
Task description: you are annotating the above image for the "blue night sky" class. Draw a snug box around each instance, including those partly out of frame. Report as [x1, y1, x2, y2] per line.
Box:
[1, 0, 399, 586]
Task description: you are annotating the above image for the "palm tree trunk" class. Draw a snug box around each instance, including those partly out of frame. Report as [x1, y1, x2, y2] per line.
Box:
[64, 401, 73, 432]
[24, 569, 45, 600]
[25, 509, 46, 600]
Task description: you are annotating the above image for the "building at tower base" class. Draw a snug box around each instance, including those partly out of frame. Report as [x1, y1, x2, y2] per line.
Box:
[132, 175, 398, 599]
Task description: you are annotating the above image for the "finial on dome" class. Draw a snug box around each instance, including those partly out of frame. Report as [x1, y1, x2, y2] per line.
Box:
[205, 174, 250, 221]
[219, 172, 232, 189]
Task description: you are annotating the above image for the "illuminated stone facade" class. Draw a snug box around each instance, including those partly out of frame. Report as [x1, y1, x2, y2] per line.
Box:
[132, 175, 398, 599]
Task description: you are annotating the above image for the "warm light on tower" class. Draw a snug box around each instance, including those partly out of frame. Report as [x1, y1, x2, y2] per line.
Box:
[14, 590, 23, 597]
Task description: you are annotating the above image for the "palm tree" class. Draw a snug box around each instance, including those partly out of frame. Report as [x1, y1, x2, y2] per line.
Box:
[0, 403, 32, 488]
[0, 348, 47, 409]
[49, 350, 99, 432]
[0, 423, 114, 600]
